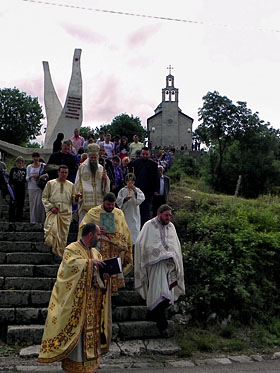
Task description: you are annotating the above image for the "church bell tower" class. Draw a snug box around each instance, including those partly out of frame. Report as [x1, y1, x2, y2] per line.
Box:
[147, 66, 193, 149]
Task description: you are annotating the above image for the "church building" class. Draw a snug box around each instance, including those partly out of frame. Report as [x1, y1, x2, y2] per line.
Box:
[147, 68, 193, 150]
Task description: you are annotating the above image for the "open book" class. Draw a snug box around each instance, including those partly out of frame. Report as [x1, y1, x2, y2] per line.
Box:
[99, 257, 122, 280]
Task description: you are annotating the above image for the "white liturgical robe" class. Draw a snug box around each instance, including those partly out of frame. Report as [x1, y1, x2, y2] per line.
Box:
[116, 186, 145, 244]
[134, 217, 185, 310]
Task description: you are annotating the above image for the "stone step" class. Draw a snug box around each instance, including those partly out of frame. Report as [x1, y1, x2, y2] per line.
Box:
[0, 221, 78, 233]
[0, 305, 147, 325]
[1, 212, 30, 222]
[112, 291, 145, 307]
[7, 320, 174, 345]
[0, 222, 43, 232]
[117, 320, 174, 340]
[0, 264, 59, 278]
[0, 287, 142, 308]
[34, 264, 60, 277]
[5, 253, 54, 265]
[112, 305, 148, 322]
[0, 290, 51, 307]
[0, 241, 50, 253]
[0, 231, 44, 241]
[7, 325, 44, 345]
[0, 307, 47, 324]
[2, 277, 55, 290]
[0, 203, 30, 212]
[0, 231, 77, 242]
[19, 337, 182, 360]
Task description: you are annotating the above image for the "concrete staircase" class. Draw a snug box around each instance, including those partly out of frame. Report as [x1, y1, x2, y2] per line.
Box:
[0, 219, 173, 346]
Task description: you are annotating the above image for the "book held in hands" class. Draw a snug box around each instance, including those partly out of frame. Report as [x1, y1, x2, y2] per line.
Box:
[99, 257, 122, 280]
[100, 212, 115, 233]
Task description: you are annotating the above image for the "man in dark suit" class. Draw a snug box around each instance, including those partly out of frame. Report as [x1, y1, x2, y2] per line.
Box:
[152, 165, 170, 217]
[129, 147, 159, 227]
[47, 140, 78, 182]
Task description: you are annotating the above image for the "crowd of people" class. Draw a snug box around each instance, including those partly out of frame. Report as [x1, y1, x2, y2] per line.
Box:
[0, 128, 185, 373]
[0, 128, 174, 225]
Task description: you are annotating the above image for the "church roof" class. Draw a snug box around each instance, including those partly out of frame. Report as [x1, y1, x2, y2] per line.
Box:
[147, 108, 193, 122]
[155, 102, 182, 113]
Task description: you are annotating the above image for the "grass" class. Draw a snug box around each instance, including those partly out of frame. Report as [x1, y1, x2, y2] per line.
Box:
[0, 341, 21, 356]
[176, 323, 279, 358]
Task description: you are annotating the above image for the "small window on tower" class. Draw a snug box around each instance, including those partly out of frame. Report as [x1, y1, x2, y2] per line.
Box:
[168, 78, 172, 87]
[171, 90, 176, 102]
[165, 90, 170, 101]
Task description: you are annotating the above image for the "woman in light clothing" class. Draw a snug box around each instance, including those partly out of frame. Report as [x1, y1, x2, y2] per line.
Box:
[26, 152, 46, 223]
[116, 173, 145, 244]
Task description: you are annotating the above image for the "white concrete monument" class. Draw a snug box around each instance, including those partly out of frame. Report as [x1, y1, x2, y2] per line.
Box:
[43, 48, 83, 149]
[0, 49, 83, 162]
[43, 61, 62, 149]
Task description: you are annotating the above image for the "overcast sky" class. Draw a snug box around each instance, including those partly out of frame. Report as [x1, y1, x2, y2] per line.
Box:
[1, 0, 280, 143]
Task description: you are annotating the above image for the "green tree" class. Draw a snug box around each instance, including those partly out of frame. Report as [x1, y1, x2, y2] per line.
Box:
[196, 91, 239, 189]
[0, 87, 44, 146]
[25, 141, 42, 148]
[79, 126, 94, 140]
[196, 91, 280, 197]
[97, 113, 146, 143]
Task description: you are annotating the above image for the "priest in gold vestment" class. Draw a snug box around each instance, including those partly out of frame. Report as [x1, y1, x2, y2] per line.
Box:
[79, 192, 133, 294]
[42, 165, 80, 257]
[38, 223, 112, 373]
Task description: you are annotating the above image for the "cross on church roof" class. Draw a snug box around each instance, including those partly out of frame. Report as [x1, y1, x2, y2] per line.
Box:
[167, 64, 174, 75]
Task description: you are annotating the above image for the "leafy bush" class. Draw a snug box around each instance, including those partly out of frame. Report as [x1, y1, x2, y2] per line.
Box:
[174, 196, 280, 323]
[167, 155, 200, 182]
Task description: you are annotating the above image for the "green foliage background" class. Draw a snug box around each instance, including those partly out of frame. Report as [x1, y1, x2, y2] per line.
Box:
[172, 184, 280, 324]
[0, 88, 43, 146]
[195, 91, 280, 198]
[80, 113, 146, 143]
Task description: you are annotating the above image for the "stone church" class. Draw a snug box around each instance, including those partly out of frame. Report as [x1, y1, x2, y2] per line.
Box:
[147, 69, 193, 150]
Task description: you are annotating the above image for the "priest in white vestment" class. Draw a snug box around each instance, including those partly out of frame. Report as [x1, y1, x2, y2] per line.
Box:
[134, 204, 185, 337]
[116, 173, 145, 244]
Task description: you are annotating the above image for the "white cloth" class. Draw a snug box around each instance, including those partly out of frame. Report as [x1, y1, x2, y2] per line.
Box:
[134, 217, 185, 309]
[100, 141, 114, 159]
[146, 259, 176, 310]
[116, 186, 145, 244]
[26, 163, 45, 190]
[159, 176, 165, 195]
[28, 189, 45, 224]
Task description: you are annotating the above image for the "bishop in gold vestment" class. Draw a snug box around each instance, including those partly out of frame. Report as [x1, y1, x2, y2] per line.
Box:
[74, 143, 110, 223]
[79, 193, 133, 294]
[38, 223, 111, 373]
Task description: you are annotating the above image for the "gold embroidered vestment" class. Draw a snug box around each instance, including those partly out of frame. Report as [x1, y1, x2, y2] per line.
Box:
[38, 240, 111, 372]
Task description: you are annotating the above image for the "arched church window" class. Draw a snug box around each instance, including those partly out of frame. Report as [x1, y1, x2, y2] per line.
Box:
[165, 90, 170, 101]
[171, 90, 176, 102]
[168, 78, 172, 87]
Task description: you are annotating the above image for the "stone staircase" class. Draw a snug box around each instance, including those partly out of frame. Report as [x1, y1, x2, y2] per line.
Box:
[0, 217, 174, 347]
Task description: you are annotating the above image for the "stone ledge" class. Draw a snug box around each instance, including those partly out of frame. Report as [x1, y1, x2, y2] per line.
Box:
[0, 290, 29, 307]
[4, 277, 55, 290]
[229, 355, 253, 363]
[7, 325, 44, 345]
[0, 265, 34, 277]
[0, 242, 50, 253]
[0, 232, 44, 242]
[6, 253, 54, 265]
